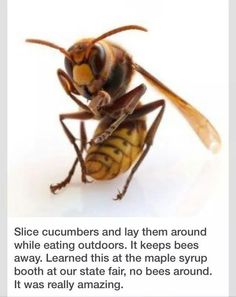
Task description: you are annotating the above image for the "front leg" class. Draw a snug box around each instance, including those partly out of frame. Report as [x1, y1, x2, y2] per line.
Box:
[57, 69, 90, 112]
[88, 90, 111, 118]
[91, 84, 147, 144]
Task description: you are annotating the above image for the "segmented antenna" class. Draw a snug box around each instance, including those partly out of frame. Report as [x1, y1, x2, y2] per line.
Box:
[85, 25, 148, 59]
[26, 39, 73, 62]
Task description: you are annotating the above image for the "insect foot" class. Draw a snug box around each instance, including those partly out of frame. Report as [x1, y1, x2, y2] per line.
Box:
[81, 175, 93, 184]
[89, 90, 111, 117]
[50, 182, 66, 194]
[50, 175, 92, 194]
[114, 190, 125, 201]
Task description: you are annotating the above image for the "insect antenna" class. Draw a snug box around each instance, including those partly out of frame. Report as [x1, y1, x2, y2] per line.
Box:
[25, 38, 73, 62]
[85, 25, 148, 59]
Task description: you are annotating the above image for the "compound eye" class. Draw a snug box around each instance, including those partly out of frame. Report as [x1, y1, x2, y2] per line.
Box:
[88, 44, 105, 76]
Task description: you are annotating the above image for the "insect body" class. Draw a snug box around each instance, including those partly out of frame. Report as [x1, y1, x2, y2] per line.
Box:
[26, 25, 221, 200]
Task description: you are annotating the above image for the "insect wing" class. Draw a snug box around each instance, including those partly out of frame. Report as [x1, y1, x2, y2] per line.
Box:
[133, 63, 221, 153]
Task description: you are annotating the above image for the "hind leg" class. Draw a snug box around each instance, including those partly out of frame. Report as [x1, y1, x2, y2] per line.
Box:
[115, 100, 165, 200]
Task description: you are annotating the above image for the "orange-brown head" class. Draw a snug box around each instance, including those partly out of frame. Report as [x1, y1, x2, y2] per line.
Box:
[26, 25, 147, 99]
[64, 38, 107, 98]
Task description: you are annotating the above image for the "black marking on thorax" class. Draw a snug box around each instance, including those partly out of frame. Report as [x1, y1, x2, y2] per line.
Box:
[103, 48, 132, 100]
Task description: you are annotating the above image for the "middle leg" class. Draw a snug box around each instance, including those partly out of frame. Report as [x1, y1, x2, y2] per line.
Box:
[50, 111, 93, 194]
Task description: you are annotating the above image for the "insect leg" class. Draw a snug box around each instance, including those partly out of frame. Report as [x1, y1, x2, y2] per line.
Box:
[57, 69, 90, 111]
[91, 84, 147, 144]
[50, 111, 94, 194]
[115, 100, 165, 200]
[128, 99, 165, 120]
[80, 121, 87, 153]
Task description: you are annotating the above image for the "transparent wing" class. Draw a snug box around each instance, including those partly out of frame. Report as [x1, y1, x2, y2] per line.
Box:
[133, 63, 221, 153]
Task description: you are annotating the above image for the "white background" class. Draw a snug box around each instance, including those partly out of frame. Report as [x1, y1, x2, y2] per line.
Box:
[8, 0, 228, 217]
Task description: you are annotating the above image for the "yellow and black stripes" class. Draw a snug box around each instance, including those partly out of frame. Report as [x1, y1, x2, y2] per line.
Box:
[85, 119, 146, 180]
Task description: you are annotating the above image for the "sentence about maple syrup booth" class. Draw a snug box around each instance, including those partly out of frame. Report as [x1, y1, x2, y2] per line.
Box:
[7, 219, 228, 297]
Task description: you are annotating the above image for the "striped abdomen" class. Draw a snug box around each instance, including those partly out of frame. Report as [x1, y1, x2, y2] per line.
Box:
[85, 119, 146, 180]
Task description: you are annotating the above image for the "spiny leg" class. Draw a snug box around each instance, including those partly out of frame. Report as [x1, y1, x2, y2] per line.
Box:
[50, 111, 94, 194]
[115, 99, 165, 200]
